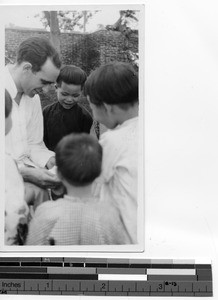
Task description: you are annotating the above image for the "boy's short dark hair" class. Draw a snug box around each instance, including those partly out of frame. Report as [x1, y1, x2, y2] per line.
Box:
[16, 36, 61, 72]
[5, 89, 12, 118]
[56, 65, 87, 89]
[84, 61, 138, 109]
[55, 133, 102, 187]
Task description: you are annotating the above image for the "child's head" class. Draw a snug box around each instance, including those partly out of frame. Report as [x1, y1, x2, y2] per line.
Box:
[5, 89, 13, 135]
[55, 133, 102, 187]
[56, 65, 87, 110]
[84, 61, 138, 129]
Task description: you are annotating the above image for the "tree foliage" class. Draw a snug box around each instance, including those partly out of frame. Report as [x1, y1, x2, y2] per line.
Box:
[106, 10, 138, 38]
[36, 10, 99, 33]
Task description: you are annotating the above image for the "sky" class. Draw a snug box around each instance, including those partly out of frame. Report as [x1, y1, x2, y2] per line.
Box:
[2, 6, 139, 33]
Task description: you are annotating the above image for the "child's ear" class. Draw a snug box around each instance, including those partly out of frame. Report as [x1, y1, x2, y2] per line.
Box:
[22, 62, 33, 74]
[104, 103, 117, 114]
[104, 103, 113, 113]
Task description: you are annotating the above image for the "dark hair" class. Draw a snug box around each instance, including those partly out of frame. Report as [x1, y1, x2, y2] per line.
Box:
[56, 65, 87, 89]
[16, 36, 61, 72]
[84, 61, 138, 108]
[55, 133, 102, 187]
[5, 89, 12, 118]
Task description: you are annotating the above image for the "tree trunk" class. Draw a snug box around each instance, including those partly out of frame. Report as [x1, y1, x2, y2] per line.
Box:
[83, 11, 87, 33]
[49, 11, 61, 54]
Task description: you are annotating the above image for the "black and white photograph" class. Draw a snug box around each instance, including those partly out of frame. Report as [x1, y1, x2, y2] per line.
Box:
[2, 0, 218, 298]
[1, 5, 144, 251]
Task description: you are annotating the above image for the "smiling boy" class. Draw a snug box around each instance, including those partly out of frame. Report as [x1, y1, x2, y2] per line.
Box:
[43, 65, 93, 151]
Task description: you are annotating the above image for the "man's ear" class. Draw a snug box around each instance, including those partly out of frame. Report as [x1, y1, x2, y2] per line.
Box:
[22, 62, 33, 73]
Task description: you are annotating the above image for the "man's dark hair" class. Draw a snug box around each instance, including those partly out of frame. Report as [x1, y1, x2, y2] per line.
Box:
[5, 89, 12, 118]
[16, 36, 61, 72]
[55, 133, 102, 187]
[84, 61, 138, 109]
[56, 65, 87, 89]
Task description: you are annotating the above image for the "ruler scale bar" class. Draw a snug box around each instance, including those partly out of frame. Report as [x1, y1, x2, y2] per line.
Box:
[0, 258, 213, 297]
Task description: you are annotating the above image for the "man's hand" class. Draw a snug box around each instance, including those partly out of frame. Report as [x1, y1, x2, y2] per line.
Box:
[20, 166, 61, 189]
[46, 156, 56, 170]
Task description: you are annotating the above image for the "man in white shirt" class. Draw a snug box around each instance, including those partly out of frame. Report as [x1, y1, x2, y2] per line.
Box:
[5, 36, 62, 206]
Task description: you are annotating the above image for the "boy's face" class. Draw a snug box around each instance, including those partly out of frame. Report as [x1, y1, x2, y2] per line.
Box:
[5, 112, 12, 135]
[57, 82, 82, 110]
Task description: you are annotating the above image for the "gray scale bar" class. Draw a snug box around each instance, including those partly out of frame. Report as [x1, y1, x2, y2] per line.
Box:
[151, 259, 174, 264]
[97, 267, 145, 274]
[19, 257, 41, 262]
[0, 267, 47, 273]
[85, 258, 108, 263]
[41, 257, 63, 263]
[196, 269, 212, 276]
[198, 275, 213, 281]
[107, 258, 130, 264]
[47, 267, 96, 274]
[129, 259, 151, 264]
[0, 258, 21, 262]
[64, 257, 86, 263]
[148, 275, 197, 281]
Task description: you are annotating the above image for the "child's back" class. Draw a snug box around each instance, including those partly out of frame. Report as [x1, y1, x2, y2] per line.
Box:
[84, 62, 139, 244]
[26, 133, 131, 245]
[98, 117, 138, 242]
[26, 196, 131, 245]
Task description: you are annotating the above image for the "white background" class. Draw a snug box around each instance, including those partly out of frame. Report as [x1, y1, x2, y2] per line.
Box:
[1, 0, 218, 299]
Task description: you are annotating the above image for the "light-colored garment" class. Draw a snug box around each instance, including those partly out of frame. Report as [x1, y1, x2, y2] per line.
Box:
[5, 66, 54, 168]
[26, 195, 132, 245]
[5, 153, 29, 245]
[93, 117, 138, 244]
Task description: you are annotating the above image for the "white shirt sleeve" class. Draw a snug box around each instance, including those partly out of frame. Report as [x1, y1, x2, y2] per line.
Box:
[27, 96, 55, 168]
[5, 154, 29, 245]
[96, 127, 138, 244]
